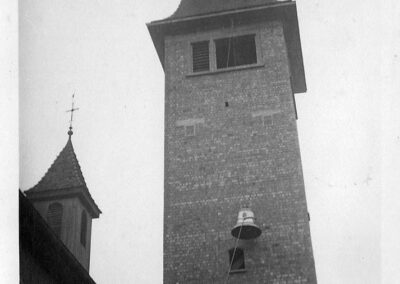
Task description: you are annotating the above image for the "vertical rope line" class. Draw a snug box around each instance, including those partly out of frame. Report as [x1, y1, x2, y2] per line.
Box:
[224, 219, 244, 284]
[225, 37, 231, 68]
[225, 18, 234, 68]
[224, 18, 247, 284]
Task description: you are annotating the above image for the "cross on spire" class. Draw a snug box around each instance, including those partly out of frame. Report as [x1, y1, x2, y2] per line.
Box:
[66, 92, 79, 137]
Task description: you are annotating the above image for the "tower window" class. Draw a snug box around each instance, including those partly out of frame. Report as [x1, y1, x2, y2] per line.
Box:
[47, 203, 63, 238]
[185, 124, 195, 136]
[80, 210, 87, 247]
[216, 34, 257, 69]
[262, 115, 273, 126]
[192, 41, 210, 72]
[228, 248, 245, 273]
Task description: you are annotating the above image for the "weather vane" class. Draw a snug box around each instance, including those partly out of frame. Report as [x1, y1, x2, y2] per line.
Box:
[66, 92, 79, 136]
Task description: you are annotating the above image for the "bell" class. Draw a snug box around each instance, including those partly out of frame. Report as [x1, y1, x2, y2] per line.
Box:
[231, 208, 262, 240]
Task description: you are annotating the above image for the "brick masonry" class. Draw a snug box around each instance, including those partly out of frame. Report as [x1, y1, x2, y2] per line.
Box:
[163, 20, 317, 283]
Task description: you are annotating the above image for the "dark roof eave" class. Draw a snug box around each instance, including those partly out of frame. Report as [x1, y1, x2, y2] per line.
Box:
[147, 1, 306, 94]
[25, 186, 102, 218]
[148, 1, 293, 26]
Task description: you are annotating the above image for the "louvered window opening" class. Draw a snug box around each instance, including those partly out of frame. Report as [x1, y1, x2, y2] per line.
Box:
[216, 34, 257, 69]
[192, 41, 210, 72]
[81, 211, 87, 247]
[47, 203, 63, 238]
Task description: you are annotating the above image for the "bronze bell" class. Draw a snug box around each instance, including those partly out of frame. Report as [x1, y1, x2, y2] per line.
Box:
[231, 208, 262, 240]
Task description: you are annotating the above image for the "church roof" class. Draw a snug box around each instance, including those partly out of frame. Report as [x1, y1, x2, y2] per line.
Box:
[29, 137, 86, 191]
[25, 134, 101, 218]
[168, 0, 289, 20]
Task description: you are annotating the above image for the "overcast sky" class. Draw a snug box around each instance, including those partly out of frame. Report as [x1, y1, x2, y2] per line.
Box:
[10, 0, 400, 283]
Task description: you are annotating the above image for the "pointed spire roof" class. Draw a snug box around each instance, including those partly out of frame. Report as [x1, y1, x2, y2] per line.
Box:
[25, 133, 101, 218]
[29, 137, 86, 191]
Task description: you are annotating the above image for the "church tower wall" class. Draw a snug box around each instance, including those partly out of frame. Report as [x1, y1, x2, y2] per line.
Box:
[162, 18, 316, 283]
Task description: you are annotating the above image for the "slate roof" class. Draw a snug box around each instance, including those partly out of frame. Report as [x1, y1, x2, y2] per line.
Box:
[167, 0, 289, 20]
[25, 135, 101, 217]
[28, 137, 86, 191]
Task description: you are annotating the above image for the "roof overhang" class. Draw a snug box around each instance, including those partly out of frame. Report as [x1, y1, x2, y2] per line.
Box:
[147, 1, 306, 93]
[25, 186, 102, 218]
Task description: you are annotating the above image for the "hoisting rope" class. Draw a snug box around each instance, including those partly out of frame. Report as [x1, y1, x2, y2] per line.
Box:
[225, 18, 235, 68]
[224, 218, 244, 284]
[223, 18, 241, 284]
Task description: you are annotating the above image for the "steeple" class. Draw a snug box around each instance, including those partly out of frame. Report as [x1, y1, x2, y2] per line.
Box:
[28, 136, 85, 191]
[26, 129, 100, 218]
[148, 0, 316, 282]
[25, 129, 101, 271]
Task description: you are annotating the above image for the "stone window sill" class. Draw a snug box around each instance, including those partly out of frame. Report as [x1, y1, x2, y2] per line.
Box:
[229, 269, 247, 274]
[187, 63, 265, 77]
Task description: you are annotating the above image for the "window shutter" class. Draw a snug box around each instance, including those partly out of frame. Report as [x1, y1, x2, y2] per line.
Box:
[192, 41, 210, 72]
[80, 211, 87, 247]
[47, 203, 63, 237]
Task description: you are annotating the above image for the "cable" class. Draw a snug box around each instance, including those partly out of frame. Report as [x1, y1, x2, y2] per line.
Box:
[224, 218, 244, 284]
[225, 18, 234, 68]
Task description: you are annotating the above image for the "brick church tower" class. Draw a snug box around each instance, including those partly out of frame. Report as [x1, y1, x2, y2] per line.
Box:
[148, 0, 317, 283]
[25, 128, 101, 271]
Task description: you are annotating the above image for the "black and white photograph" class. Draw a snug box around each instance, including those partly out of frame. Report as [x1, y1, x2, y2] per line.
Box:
[1, 0, 400, 283]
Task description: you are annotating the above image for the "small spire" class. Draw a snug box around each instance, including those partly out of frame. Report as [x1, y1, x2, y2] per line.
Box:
[66, 92, 79, 137]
